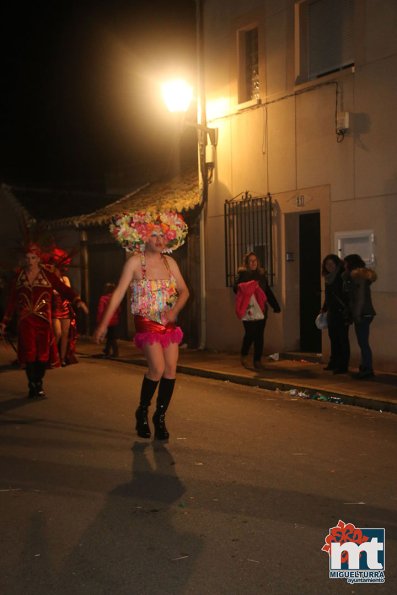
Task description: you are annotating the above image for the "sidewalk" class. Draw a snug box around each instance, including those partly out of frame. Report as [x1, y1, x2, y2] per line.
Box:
[77, 338, 397, 414]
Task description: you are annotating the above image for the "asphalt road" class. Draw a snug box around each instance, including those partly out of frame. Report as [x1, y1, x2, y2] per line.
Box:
[1, 356, 396, 594]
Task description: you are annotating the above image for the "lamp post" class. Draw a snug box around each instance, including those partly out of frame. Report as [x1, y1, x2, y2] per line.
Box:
[161, 77, 217, 350]
[160, 78, 218, 200]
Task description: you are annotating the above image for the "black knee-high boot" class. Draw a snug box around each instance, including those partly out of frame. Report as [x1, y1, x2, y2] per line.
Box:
[135, 376, 159, 438]
[25, 362, 37, 398]
[34, 361, 46, 397]
[152, 377, 175, 440]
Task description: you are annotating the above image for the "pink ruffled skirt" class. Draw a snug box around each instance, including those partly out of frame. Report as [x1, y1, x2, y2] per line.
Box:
[133, 315, 183, 349]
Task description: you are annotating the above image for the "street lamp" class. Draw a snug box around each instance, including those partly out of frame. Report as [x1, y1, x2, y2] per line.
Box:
[161, 77, 216, 351]
[161, 78, 218, 187]
[161, 79, 193, 113]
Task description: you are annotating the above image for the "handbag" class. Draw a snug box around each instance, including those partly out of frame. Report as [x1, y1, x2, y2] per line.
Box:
[315, 312, 328, 330]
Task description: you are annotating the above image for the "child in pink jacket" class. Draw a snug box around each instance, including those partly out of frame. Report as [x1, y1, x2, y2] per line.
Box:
[97, 283, 121, 357]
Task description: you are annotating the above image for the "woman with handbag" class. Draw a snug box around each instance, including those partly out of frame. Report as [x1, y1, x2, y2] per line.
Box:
[233, 252, 281, 370]
[321, 254, 351, 374]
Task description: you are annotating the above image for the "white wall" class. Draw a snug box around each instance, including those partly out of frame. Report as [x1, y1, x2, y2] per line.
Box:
[203, 0, 397, 370]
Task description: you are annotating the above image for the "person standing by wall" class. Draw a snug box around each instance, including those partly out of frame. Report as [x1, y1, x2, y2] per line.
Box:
[321, 254, 350, 374]
[343, 254, 377, 379]
[233, 251, 281, 370]
[96, 282, 120, 358]
[94, 210, 189, 441]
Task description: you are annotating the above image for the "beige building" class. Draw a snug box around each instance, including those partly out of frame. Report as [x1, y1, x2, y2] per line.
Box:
[200, 0, 397, 371]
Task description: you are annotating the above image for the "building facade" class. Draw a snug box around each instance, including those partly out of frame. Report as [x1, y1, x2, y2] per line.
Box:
[201, 0, 397, 370]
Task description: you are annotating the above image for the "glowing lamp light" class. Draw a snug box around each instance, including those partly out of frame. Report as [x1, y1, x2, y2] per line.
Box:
[161, 79, 193, 113]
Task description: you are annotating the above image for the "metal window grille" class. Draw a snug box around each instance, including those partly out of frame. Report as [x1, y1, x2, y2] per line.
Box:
[224, 192, 274, 287]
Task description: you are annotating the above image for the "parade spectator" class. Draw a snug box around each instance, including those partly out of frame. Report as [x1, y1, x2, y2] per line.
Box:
[233, 252, 281, 370]
[97, 282, 121, 358]
[321, 254, 350, 374]
[343, 254, 377, 379]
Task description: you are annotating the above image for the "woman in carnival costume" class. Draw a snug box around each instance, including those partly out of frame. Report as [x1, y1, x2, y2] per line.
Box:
[0, 243, 88, 398]
[94, 209, 189, 440]
[50, 247, 78, 366]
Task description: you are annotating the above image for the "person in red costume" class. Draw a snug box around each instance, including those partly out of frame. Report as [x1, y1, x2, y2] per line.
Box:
[96, 282, 121, 358]
[0, 243, 88, 398]
[50, 248, 77, 366]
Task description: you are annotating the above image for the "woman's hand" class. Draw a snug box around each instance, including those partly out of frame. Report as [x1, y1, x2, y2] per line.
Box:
[76, 300, 89, 315]
[0, 322, 6, 336]
[162, 309, 178, 324]
[93, 325, 107, 343]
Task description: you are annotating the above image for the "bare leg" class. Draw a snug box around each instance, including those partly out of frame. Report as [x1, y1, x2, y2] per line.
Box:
[142, 342, 166, 380]
[60, 318, 71, 363]
[53, 318, 61, 346]
[162, 342, 179, 378]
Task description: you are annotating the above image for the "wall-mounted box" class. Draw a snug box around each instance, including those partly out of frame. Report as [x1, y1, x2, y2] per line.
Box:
[334, 230, 375, 265]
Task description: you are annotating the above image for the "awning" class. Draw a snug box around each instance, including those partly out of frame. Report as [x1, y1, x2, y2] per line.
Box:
[46, 169, 201, 230]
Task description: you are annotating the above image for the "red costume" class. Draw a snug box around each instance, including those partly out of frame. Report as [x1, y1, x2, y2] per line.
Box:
[53, 292, 72, 319]
[2, 265, 80, 365]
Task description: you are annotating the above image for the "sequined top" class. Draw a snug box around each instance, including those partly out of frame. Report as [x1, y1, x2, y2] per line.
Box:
[2, 266, 78, 326]
[130, 254, 178, 323]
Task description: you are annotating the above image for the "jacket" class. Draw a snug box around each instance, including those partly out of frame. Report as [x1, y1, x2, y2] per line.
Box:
[97, 293, 120, 327]
[235, 280, 267, 320]
[233, 269, 281, 312]
[343, 267, 377, 323]
[2, 265, 79, 327]
[323, 264, 350, 322]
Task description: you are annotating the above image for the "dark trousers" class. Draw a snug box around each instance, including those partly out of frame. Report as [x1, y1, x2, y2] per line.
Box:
[241, 319, 266, 363]
[327, 318, 350, 371]
[354, 317, 373, 371]
[104, 326, 119, 356]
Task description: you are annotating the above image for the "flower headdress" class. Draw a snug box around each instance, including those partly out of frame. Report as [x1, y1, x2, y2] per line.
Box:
[109, 209, 188, 253]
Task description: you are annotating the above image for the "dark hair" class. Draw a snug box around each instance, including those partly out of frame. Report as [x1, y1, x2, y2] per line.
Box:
[321, 253, 342, 276]
[104, 282, 116, 293]
[344, 254, 366, 271]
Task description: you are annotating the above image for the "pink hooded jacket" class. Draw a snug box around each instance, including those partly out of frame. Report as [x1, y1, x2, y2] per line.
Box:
[235, 280, 267, 320]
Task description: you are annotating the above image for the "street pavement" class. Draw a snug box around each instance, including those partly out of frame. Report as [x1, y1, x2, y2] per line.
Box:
[1, 350, 396, 594]
[75, 338, 397, 415]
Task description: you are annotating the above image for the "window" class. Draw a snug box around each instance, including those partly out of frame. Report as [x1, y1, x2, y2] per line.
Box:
[238, 27, 259, 103]
[224, 193, 273, 287]
[295, 0, 354, 83]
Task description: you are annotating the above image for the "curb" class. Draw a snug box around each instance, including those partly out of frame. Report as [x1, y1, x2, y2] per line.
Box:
[93, 354, 396, 415]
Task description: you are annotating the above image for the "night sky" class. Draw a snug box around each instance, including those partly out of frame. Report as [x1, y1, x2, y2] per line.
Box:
[0, 1, 197, 193]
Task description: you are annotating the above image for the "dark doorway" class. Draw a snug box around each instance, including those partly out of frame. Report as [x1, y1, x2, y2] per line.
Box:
[299, 212, 321, 352]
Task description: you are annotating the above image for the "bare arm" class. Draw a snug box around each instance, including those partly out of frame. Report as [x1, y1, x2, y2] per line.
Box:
[93, 255, 139, 342]
[163, 257, 189, 324]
